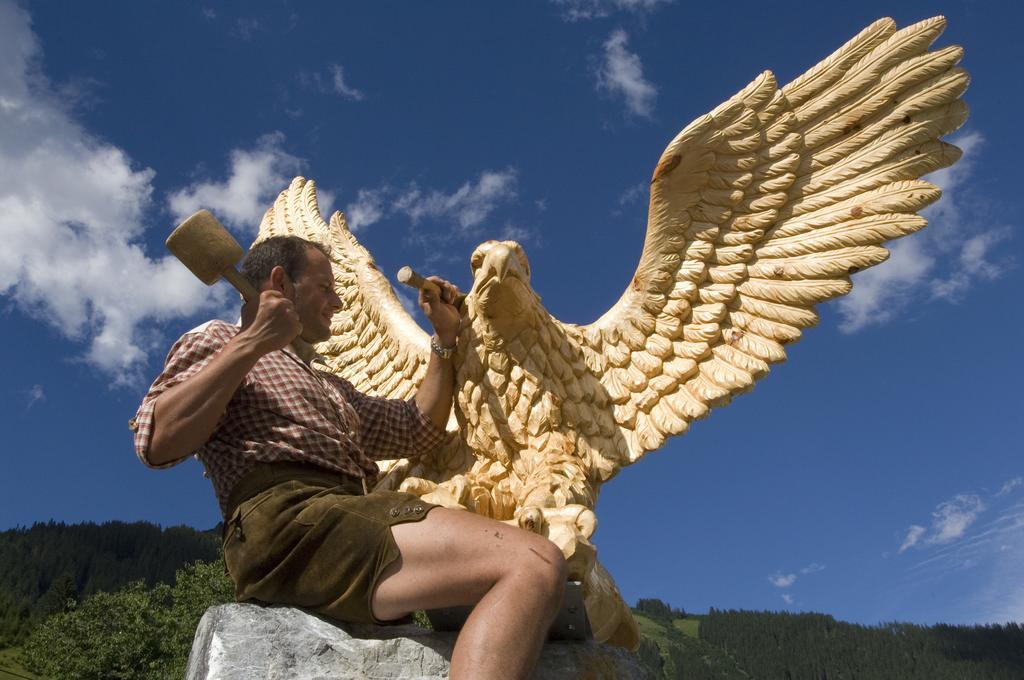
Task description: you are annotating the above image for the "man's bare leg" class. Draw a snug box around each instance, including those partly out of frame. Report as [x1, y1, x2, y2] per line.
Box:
[371, 507, 567, 680]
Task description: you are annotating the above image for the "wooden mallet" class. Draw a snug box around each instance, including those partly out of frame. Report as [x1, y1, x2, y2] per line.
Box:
[397, 266, 466, 308]
[166, 209, 314, 359]
[166, 210, 258, 302]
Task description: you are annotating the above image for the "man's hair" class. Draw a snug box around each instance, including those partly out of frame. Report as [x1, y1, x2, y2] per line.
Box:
[240, 236, 330, 287]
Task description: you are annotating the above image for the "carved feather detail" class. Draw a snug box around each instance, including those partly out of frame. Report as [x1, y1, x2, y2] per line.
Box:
[578, 16, 967, 462]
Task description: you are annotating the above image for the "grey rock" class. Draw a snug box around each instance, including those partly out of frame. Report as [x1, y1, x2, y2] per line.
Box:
[187, 603, 651, 679]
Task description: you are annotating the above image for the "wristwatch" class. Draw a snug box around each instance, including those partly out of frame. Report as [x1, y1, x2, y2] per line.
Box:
[430, 334, 457, 359]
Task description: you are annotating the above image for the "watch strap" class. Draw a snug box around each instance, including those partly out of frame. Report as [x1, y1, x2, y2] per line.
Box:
[430, 334, 456, 359]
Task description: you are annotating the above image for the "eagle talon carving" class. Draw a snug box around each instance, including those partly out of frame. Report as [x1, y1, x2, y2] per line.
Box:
[257, 16, 968, 650]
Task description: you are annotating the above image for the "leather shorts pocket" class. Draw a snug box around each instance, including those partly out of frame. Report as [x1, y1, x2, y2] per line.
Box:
[222, 489, 277, 551]
[292, 490, 372, 528]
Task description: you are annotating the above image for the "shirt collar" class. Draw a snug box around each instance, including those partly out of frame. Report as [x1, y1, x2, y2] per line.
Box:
[282, 340, 324, 366]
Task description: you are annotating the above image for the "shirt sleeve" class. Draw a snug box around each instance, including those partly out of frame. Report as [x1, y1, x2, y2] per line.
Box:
[129, 326, 231, 469]
[325, 374, 447, 461]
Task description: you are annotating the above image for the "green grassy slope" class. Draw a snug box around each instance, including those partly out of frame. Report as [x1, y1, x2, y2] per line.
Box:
[0, 647, 45, 680]
[634, 611, 752, 679]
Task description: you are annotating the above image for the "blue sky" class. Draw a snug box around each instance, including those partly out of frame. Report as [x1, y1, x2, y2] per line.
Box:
[1, 0, 1021, 627]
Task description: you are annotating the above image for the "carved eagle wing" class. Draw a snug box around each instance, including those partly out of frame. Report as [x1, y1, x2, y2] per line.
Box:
[573, 17, 968, 464]
[257, 177, 431, 400]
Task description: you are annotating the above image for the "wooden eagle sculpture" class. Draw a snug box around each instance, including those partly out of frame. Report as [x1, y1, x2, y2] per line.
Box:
[256, 17, 968, 649]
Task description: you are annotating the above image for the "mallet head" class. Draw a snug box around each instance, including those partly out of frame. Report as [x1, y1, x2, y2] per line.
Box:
[166, 210, 245, 286]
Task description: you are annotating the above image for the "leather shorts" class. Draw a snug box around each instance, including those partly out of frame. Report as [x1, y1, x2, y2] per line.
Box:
[222, 462, 437, 624]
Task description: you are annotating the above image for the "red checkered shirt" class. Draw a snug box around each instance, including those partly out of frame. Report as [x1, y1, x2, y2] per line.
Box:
[131, 320, 445, 517]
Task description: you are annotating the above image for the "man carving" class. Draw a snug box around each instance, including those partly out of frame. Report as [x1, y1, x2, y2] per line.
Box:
[132, 236, 566, 679]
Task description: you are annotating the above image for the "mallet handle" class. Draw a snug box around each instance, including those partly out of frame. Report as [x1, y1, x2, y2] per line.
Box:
[223, 268, 259, 302]
[215, 261, 317, 362]
[397, 266, 466, 307]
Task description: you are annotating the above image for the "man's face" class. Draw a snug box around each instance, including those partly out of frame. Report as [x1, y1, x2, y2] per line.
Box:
[289, 248, 342, 343]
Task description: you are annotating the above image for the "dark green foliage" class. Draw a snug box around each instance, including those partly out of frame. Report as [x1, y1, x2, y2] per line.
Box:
[634, 607, 1024, 680]
[633, 611, 751, 679]
[637, 597, 686, 621]
[699, 609, 1024, 680]
[35, 572, 79, 619]
[160, 559, 237, 672]
[22, 560, 233, 680]
[635, 635, 667, 677]
[23, 581, 171, 680]
[411, 610, 433, 630]
[0, 520, 220, 645]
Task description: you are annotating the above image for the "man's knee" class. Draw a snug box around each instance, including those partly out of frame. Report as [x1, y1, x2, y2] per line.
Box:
[543, 541, 569, 598]
[513, 536, 567, 609]
[537, 539, 568, 585]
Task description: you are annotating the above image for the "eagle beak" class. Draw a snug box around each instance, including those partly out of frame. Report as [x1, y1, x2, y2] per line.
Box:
[481, 243, 516, 284]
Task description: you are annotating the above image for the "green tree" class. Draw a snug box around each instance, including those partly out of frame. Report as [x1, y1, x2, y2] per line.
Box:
[160, 560, 235, 675]
[23, 581, 169, 680]
[35, 571, 78, 618]
[22, 560, 233, 680]
[637, 598, 676, 622]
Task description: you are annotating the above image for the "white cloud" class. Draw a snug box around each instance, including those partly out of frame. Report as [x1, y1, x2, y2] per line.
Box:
[0, 1, 228, 384]
[345, 187, 389, 231]
[328, 64, 364, 101]
[970, 539, 1024, 623]
[396, 169, 519, 230]
[781, 593, 795, 605]
[909, 503, 1024, 574]
[839, 131, 1011, 333]
[552, 0, 672, 21]
[768, 572, 796, 588]
[25, 384, 45, 409]
[346, 169, 519, 236]
[618, 182, 647, 206]
[596, 30, 657, 117]
[837, 238, 934, 332]
[899, 493, 986, 554]
[997, 477, 1023, 497]
[930, 494, 985, 544]
[899, 525, 927, 554]
[919, 132, 984, 238]
[909, 508, 1024, 623]
[899, 493, 1024, 622]
[500, 222, 539, 245]
[768, 562, 824, 590]
[930, 227, 1012, 301]
[167, 132, 303, 232]
[301, 64, 365, 101]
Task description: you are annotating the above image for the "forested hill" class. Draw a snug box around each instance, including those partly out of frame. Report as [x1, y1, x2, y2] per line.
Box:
[0, 520, 220, 645]
[634, 602, 1024, 680]
[2, 522, 1023, 679]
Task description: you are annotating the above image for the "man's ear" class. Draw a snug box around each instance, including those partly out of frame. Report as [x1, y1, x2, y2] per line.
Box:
[267, 265, 289, 293]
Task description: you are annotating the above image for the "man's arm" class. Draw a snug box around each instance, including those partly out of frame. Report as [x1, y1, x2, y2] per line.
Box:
[146, 289, 301, 466]
[415, 347, 456, 430]
[413, 276, 460, 430]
